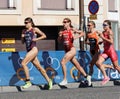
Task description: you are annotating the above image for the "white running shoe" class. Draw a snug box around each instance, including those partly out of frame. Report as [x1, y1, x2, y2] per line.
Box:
[87, 75, 92, 86]
[59, 79, 68, 85]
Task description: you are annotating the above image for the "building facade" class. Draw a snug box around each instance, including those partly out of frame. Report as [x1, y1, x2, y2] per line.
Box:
[0, 0, 80, 51]
[0, 0, 120, 51]
[84, 0, 120, 50]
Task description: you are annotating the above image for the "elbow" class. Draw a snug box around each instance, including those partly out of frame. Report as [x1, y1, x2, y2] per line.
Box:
[110, 40, 113, 44]
[111, 41, 114, 44]
[44, 35, 47, 39]
[83, 33, 85, 36]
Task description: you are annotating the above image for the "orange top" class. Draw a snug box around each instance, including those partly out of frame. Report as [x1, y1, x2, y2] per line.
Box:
[87, 32, 99, 51]
[87, 32, 99, 42]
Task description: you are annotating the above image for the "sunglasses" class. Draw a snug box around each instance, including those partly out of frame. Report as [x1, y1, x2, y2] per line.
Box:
[63, 21, 69, 23]
[87, 24, 92, 27]
[103, 24, 108, 27]
[24, 22, 30, 24]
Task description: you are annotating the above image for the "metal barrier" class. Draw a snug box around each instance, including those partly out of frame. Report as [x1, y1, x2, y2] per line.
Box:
[0, 51, 120, 86]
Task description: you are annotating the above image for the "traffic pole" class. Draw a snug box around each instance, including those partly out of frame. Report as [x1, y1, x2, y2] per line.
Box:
[79, 0, 84, 51]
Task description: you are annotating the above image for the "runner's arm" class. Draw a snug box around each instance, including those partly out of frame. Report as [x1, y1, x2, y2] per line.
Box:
[99, 31, 113, 44]
[85, 35, 90, 45]
[73, 28, 84, 39]
[33, 27, 46, 41]
[96, 31, 103, 45]
[58, 31, 63, 43]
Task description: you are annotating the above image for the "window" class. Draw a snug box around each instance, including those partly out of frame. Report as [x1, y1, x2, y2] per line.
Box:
[0, 0, 21, 14]
[40, 0, 67, 10]
[0, 0, 16, 9]
[33, 0, 79, 15]
[108, 0, 118, 12]
[38, 0, 74, 10]
[111, 21, 119, 50]
[107, 0, 119, 20]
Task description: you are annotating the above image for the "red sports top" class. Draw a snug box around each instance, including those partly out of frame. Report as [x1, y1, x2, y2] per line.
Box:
[103, 31, 114, 50]
[62, 29, 74, 52]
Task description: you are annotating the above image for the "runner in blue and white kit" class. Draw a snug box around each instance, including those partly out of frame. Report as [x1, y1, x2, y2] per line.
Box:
[21, 17, 52, 89]
[23, 28, 36, 52]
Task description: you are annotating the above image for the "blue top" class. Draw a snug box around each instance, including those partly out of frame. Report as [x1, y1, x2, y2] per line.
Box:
[24, 29, 36, 52]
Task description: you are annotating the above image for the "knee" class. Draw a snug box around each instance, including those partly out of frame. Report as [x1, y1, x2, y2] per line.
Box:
[96, 61, 101, 68]
[21, 61, 26, 67]
[114, 65, 119, 70]
[61, 60, 65, 66]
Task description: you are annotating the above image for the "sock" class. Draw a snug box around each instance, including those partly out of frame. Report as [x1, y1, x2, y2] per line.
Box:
[25, 79, 30, 82]
[84, 75, 87, 78]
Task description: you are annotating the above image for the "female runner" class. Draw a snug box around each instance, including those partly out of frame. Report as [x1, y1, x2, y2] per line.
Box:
[58, 18, 89, 85]
[96, 20, 120, 85]
[85, 21, 113, 86]
[21, 17, 52, 89]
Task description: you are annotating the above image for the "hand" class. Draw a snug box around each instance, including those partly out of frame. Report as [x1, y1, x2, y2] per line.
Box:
[99, 34, 105, 39]
[85, 41, 90, 45]
[21, 34, 25, 38]
[59, 32, 62, 37]
[32, 38, 38, 42]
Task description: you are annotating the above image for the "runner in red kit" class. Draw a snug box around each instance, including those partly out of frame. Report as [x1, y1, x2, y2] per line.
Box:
[85, 21, 113, 86]
[96, 20, 120, 85]
[101, 32, 118, 62]
[58, 18, 89, 85]
[62, 29, 74, 52]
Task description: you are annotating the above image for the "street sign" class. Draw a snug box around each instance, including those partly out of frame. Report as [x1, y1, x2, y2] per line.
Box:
[2, 48, 16, 52]
[2, 38, 15, 44]
[90, 14, 97, 20]
[88, 0, 99, 15]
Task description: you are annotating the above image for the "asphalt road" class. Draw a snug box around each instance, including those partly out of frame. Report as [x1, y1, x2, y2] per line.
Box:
[0, 82, 120, 99]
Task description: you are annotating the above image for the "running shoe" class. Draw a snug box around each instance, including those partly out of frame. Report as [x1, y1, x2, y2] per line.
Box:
[87, 75, 92, 86]
[48, 79, 53, 90]
[101, 77, 110, 85]
[59, 79, 68, 86]
[22, 81, 32, 89]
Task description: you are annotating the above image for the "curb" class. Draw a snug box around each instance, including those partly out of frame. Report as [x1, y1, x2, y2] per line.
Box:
[0, 80, 118, 93]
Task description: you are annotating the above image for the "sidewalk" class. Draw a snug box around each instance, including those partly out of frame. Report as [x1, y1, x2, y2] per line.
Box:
[0, 81, 118, 93]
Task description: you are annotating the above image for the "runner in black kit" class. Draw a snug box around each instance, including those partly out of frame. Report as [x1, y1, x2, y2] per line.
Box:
[21, 17, 52, 89]
[85, 21, 113, 86]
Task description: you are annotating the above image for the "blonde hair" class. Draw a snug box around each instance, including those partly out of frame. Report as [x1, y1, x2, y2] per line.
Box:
[63, 18, 73, 28]
[88, 21, 96, 28]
